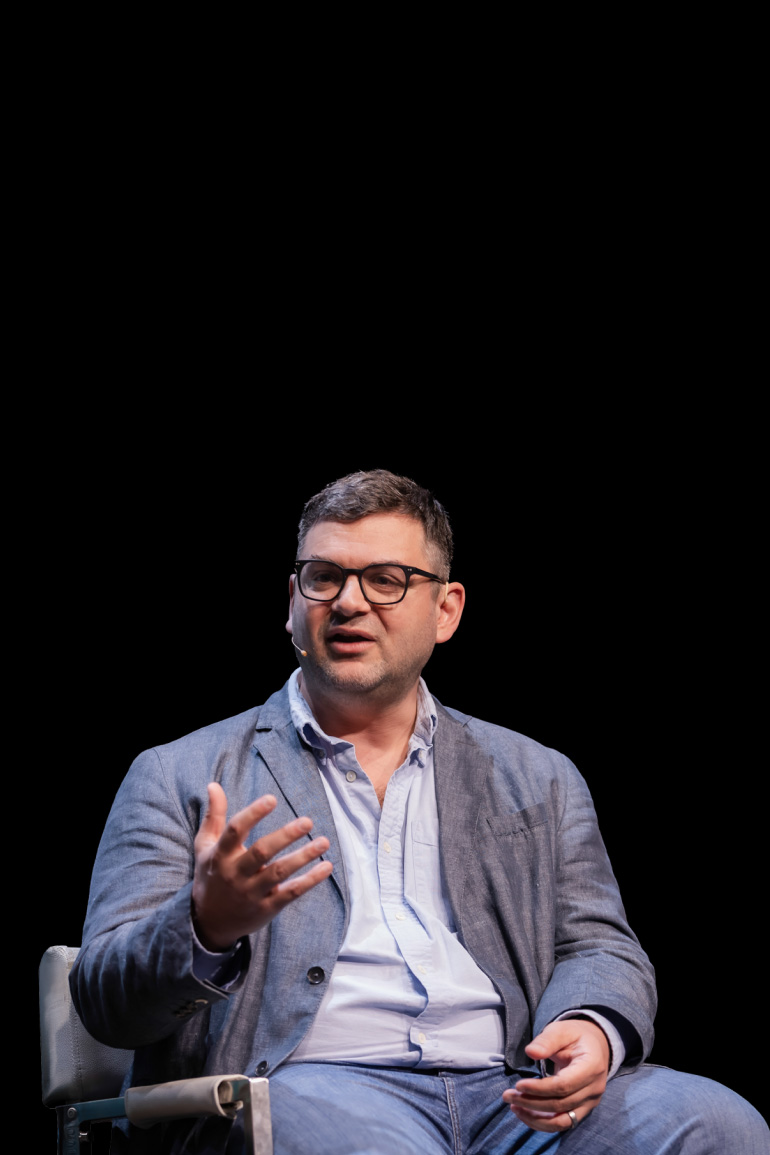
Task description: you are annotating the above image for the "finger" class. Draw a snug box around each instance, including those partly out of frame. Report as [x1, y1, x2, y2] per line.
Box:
[215, 794, 278, 855]
[510, 1076, 598, 1111]
[247, 836, 331, 889]
[240, 816, 318, 876]
[504, 1073, 604, 1115]
[506, 1100, 581, 1134]
[259, 856, 334, 913]
[513, 1069, 587, 1100]
[505, 1089, 588, 1116]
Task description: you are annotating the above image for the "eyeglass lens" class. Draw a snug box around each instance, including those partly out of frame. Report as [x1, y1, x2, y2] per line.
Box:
[300, 562, 408, 604]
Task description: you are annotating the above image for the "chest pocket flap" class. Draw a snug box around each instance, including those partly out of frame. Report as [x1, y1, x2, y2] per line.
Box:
[485, 802, 547, 837]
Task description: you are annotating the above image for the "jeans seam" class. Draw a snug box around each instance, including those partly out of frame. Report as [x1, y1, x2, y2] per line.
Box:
[443, 1075, 463, 1155]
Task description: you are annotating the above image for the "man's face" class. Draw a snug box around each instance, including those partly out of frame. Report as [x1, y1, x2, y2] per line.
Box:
[286, 513, 462, 710]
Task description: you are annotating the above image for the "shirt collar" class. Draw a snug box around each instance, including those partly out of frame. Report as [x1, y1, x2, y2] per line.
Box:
[288, 668, 437, 766]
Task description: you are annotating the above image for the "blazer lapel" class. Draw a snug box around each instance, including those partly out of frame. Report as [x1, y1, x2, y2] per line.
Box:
[251, 689, 349, 909]
[432, 702, 494, 926]
[248, 690, 491, 920]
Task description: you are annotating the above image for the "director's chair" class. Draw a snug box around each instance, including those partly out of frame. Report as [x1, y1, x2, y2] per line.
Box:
[40, 946, 272, 1155]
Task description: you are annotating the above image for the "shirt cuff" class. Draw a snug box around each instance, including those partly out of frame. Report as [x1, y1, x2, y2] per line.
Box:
[191, 925, 246, 990]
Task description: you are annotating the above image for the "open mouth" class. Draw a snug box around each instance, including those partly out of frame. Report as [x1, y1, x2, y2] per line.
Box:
[326, 630, 375, 653]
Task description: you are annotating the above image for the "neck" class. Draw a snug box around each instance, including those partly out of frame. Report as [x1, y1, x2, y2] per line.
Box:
[298, 674, 420, 750]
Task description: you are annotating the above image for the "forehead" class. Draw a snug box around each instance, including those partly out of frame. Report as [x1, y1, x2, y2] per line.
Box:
[301, 514, 429, 565]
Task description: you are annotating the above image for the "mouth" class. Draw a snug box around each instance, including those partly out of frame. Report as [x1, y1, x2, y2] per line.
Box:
[325, 628, 376, 655]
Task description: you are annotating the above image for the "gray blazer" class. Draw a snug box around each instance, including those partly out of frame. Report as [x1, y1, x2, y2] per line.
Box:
[71, 684, 656, 1094]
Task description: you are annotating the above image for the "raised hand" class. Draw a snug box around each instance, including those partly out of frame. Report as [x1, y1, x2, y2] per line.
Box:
[192, 783, 333, 951]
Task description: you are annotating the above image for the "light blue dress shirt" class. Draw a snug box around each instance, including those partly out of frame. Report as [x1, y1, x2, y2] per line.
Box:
[288, 671, 506, 1068]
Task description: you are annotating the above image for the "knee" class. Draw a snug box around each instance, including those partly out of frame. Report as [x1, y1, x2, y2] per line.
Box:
[683, 1081, 768, 1151]
[599, 1065, 768, 1155]
[643, 1068, 768, 1154]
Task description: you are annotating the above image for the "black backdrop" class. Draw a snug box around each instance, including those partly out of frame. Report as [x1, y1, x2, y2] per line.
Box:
[36, 434, 766, 1141]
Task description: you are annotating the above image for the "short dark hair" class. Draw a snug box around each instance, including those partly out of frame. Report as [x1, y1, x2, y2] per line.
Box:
[297, 470, 454, 579]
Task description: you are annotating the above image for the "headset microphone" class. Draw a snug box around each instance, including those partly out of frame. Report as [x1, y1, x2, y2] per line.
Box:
[292, 638, 308, 658]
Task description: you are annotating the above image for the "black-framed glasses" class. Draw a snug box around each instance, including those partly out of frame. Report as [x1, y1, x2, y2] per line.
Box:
[295, 560, 445, 605]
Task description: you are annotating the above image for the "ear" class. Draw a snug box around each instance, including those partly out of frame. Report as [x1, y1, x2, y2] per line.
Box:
[285, 573, 296, 636]
[435, 581, 465, 644]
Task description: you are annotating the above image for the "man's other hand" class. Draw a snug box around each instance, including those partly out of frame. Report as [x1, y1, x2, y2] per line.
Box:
[502, 1019, 610, 1132]
[192, 783, 333, 951]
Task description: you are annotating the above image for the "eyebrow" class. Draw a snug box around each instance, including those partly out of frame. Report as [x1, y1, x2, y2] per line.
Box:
[306, 555, 409, 566]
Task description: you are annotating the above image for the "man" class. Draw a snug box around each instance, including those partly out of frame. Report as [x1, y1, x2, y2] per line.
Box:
[72, 470, 768, 1154]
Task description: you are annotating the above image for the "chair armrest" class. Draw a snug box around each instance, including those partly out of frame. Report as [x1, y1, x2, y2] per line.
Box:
[125, 1073, 246, 1127]
[126, 1074, 272, 1155]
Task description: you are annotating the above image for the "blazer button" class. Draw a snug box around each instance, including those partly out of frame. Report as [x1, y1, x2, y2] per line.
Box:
[306, 966, 325, 985]
[256, 1061, 268, 1076]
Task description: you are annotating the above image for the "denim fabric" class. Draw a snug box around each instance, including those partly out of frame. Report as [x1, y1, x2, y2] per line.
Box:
[261, 1062, 770, 1155]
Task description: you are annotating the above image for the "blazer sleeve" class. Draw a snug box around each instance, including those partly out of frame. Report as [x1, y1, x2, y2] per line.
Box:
[531, 751, 656, 1065]
[70, 746, 250, 1050]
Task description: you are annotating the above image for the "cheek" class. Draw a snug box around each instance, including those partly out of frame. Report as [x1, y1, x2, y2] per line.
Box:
[299, 604, 324, 636]
[395, 612, 438, 649]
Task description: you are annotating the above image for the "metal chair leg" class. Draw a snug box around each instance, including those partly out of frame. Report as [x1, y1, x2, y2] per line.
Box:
[234, 1077, 273, 1155]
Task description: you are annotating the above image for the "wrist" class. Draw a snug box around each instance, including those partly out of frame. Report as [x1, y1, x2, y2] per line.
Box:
[191, 898, 237, 954]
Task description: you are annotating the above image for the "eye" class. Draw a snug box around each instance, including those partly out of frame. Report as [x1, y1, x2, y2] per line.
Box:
[304, 563, 342, 588]
[365, 566, 406, 589]
[370, 573, 398, 588]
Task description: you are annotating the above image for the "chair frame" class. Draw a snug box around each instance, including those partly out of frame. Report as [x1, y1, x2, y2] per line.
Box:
[52, 1076, 272, 1155]
[40, 945, 272, 1155]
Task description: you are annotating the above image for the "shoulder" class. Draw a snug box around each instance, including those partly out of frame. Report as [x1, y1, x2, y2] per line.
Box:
[435, 700, 584, 799]
[438, 700, 574, 767]
[148, 684, 291, 758]
[123, 684, 293, 795]
[150, 705, 262, 760]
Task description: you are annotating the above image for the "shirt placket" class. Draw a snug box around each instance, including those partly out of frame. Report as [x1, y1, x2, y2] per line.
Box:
[377, 755, 441, 1064]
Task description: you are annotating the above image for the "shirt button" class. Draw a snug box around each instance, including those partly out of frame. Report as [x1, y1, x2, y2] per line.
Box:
[345, 771, 357, 782]
[417, 965, 427, 974]
[418, 1032, 427, 1044]
[395, 912, 406, 921]
[256, 1060, 269, 1075]
[307, 966, 325, 985]
[383, 842, 392, 853]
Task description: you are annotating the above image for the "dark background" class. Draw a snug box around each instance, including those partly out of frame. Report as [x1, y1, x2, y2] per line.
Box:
[27, 22, 767, 1142]
[36, 427, 766, 1144]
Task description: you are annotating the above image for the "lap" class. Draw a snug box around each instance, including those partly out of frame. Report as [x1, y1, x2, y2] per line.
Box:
[267, 1064, 529, 1155]
[258, 1061, 769, 1155]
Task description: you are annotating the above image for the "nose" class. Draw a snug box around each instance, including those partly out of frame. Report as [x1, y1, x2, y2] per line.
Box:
[331, 574, 370, 615]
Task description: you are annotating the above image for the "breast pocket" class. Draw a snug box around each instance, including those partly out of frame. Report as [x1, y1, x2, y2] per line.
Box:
[485, 803, 548, 839]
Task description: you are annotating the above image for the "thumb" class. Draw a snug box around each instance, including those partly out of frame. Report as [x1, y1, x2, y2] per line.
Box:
[525, 1021, 566, 1061]
[195, 782, 228, 852]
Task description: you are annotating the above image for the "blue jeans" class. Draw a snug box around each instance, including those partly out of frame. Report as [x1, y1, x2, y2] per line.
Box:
[263, 1062, 769, 1155]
